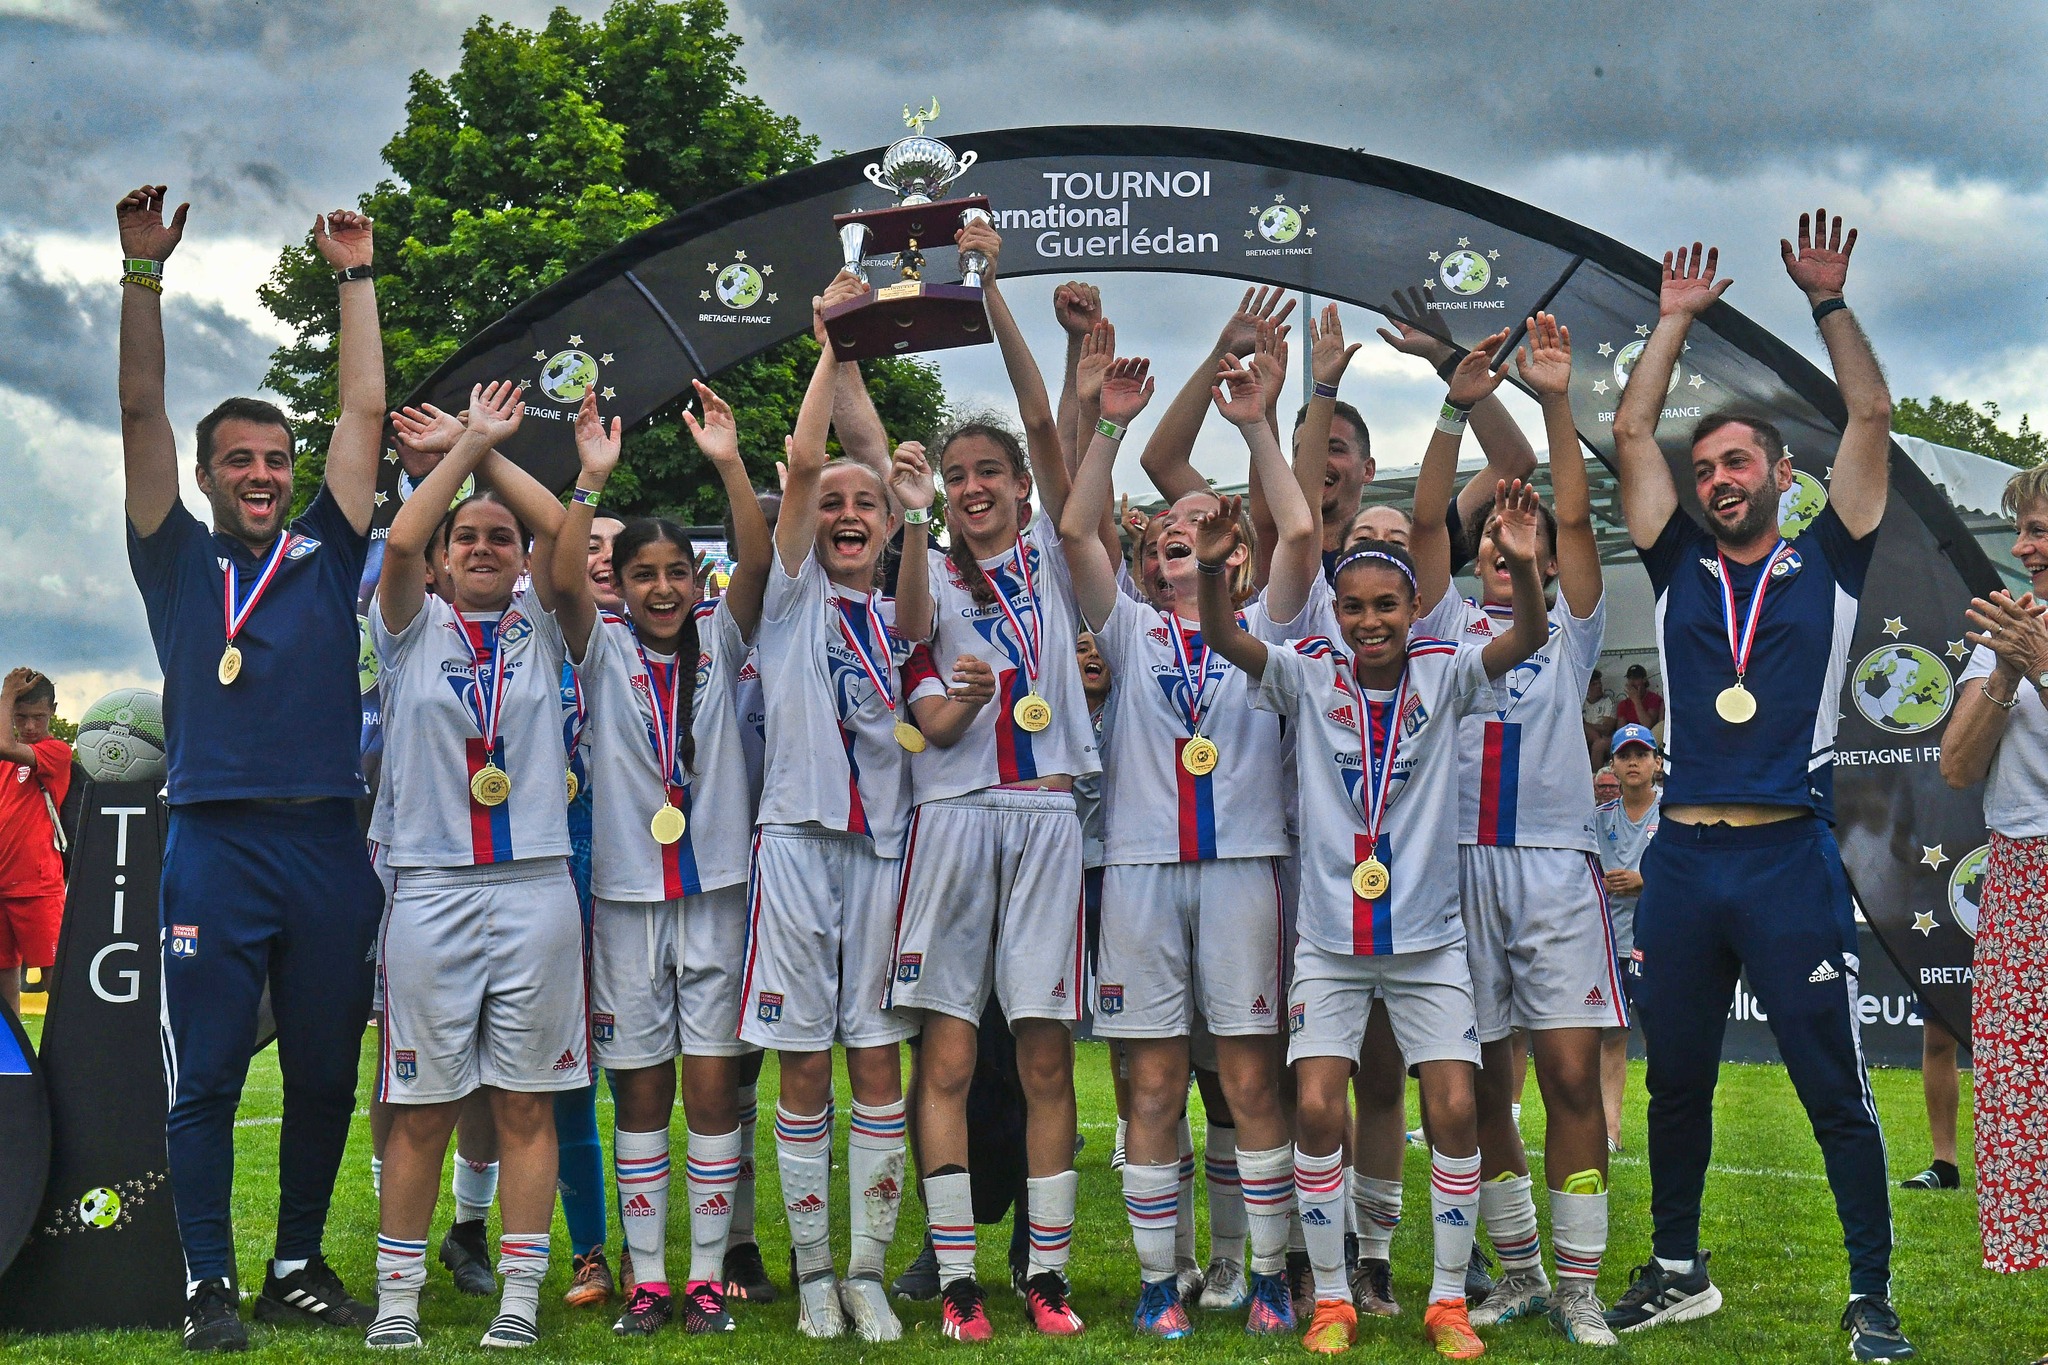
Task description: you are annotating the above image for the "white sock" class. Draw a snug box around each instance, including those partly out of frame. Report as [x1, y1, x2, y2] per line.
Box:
[1656, 1255, 1696, 1275]
[847, 1099, 907, 1280]
[1174, 1114, 1196, 1268]
[374, 1236, 426, 1321]
[614, 1127, 671, 1290]
[1511, 1101, 1522, 1125]
[924, 1171, 976, 1286]
[1204, 1122, 1246, 1266]
[775, 1105, 834, 1279]
[1236, 1144, 1294, 1276]
[731, 1083, 760, 1244]
[1026, 1170, 1078, 1278]
[1551, 1188, 1607, 1284]
[271, 1257, 307, 1279]
[369, 1155, 382, 1200]
[1124, 1161, 1179, 1284]
[1351, 1171, 1403, 1262]
[497, 1233, 549, 1324]
[453, 1154, 498, 1225]
[685, 1127, 741, 1285]
[1479, 1171, 1544, 1275]
[1294, 1145, 1347, 1303]
[1430, 1150, 1482, 1303]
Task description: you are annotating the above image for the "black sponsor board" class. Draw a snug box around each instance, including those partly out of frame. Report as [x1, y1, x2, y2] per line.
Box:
[0, 998, 50, 1279]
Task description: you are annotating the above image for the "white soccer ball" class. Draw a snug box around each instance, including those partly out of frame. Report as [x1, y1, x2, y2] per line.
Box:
[74, 687, 167, 785]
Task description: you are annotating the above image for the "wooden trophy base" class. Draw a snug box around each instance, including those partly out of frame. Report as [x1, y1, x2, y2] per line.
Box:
[834, 195, 991, 258]
[823, 282, 989, 360]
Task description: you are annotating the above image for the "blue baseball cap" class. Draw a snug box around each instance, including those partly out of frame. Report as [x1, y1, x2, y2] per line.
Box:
[1612, 723, 1658, 754]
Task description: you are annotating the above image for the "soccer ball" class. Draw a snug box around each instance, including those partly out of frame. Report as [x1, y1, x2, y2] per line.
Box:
[77, 1186, 122, 1229]
[74, 687, 167, 785]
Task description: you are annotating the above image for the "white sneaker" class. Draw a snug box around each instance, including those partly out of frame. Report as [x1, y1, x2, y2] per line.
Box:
[1469, 1267, 1551, 1327]
[797, 1271, 846, 1339]
[366, 1312, 423, 1349]
[838, 1275, 902, 1342]
[1198, 1258, 1248, 1311]
[1174, 1258, 1205, 1305]
[1548, 1279, 1617, 1346]
[479, 1310, 539, 1348]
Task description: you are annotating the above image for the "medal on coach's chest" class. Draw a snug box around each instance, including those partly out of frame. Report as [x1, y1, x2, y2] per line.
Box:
[634, 633, 690, 844]
[977, 535, 1051, 736]
[1346, 665, 1410, 904]
[1167, 613, 1223, 776]
[455, 609, 514, 808]
[1713, 540, 1786, 726]
[217, 532, 290, 687]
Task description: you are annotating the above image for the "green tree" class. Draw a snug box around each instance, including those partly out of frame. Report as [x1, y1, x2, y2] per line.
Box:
[260, 0, 944, 522]
[49, 715, 77, 744]
[1894, 395, 2046, 469]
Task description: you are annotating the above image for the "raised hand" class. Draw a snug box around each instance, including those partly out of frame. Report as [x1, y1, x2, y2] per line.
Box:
[1, 666, 36, 707]
[947, 654, 997, 705]
[1054, 281, 1103, 336]
[391, 403, 465, 455]
[313, 208, 374, 272]
[1218, 285, 1296, 357]
[1514, 312, 1574, 399]
[1491, 479, 1543, 567]
[1100, 356, 1155, 426]
[1211, 354, 1266, 427]
[1119, 492, 1150, 541]
[1660, 242, 1732, 319]
[1375, 287, 1454, 365]
[1310, 303, 1362, 389]
[890, 440, 935, 512]
[955, 218, 1002, 279]
[463, 379, 526, 446]
[1249, 316, 1290, 408]
[1446, 328, 1512, 408]
[681, 378, 737, 468]
[1780, 208, 1858, 301]
[116, 184, 188, 263]
[574, 388, 624, 477]
[1076, 319, 1116, 405]
[814, 270, 868, 345]
[1191, 494, 1244, 567]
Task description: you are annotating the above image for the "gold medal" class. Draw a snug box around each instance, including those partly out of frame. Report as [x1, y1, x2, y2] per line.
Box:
[565, 769, 580, 803]
[1351, 856, 1390, 901]
[218, 644, 243, 686]
[650, 803, 687, 845]
[1715, 683, 1757, 724]
[1181, 735, 1219, 776]
[894, 720, 928, 753]
[470, 764, 511, 807]
[1013, 693, 1052, 732]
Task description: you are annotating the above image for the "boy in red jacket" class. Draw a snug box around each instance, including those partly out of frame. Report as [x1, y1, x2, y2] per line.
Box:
[1, 667, 72, 1015]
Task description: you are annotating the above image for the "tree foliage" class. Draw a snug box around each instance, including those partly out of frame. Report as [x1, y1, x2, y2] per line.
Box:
[260, 0, 945, 522]
[1894, 395, 2045, 469]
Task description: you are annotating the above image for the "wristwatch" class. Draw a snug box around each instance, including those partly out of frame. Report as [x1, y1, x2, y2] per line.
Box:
[335, 263, 375, 284]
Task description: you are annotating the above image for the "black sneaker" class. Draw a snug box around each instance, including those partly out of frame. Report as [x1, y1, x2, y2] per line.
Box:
[183, 1278, 248, 1353]
[1465, 1243, 1497, 1305]
[439, 1218, 496, 1296]
[612, 1284, 672, 1337]
[1898, 1161, 1959, 1191]
[1843, 1295, 1917, 1361]
[892, 1233, 941, 1301]
[682, 1280, 737, 1334]
[1285, 1248, 1313, 1323]
[1604, 1251, 1724, 1332]
[722, 1239, 778, 1304]
[254, 1254, 373, 1327]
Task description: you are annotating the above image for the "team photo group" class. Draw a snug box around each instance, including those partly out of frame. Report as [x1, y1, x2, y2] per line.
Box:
[75, 142, 2048, 1363]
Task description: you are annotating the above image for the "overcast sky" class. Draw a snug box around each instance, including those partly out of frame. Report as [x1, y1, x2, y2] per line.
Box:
[4, 0, 2045, 715]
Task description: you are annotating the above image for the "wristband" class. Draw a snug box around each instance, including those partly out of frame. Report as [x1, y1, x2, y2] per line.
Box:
[1196, 559, 1228, 576]
[1811, 297, 1848, 323]
[903, 506, 933, 526]
[570, 486, 602, 508]
[1312, 380, 1340, 400]
[121, 272, 164, 295]
[1435, 401, 1470, 436]
[335, 263, 375, 284]
[122, 258, 163, 279]
[1096, 417, 1126, 442]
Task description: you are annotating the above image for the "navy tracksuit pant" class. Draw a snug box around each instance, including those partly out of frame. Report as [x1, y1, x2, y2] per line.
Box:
[1634, 816, 1892, 1299]
[161, 799, 381, 1282]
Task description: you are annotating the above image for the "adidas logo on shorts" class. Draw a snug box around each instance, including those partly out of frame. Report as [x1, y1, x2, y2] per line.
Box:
[787, 1194, 826, 1215]
[1584, 987, 1606, 1007]
[1052, 977, 1067, 1000]
[623, 1194, 658, 1217]
[1250, 995, 1270, 1016]
[1462, 1025, 1479, 1043]
[1809, 960, 1840, 983]
[552, 1050, 579, 1071]
[693, 1193, 730, 1217]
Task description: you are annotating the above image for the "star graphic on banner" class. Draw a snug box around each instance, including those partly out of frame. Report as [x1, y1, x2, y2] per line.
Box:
[1597, 342, 1614, 357]
[1497, 277, 1510, 288]
[733, 250, 748, 261]
[700, 290, 711, 301]
[1274, 193, 1287, 204]
[1592, 378, 1610, 395]
[533, 349, 547, 361]
[600, 386, 615, 400]
[1635, 324, 1652, 337]
[568, 334, 583, 346]
[762, 264, 774, 276]
[600, 353, 614, 364]
[1487, 249, 1500, 259]
[706, 262, 718, 272]
[766, 292, 779, 304]
[384, 449, 399, 464]
[1882, 617, 1908, 638]
[1301, 205, 1311, 214]
[373, 490, 388, 508]
[1688, 373, 1706, 389]
[1429, 251, 1441, 263]
[1921, 845, 1948, 870]
[1306, 227, 1317, 237]
[1947, 639, 1970, 662]
[1683, 341, 1692, 351]
[1826, 465, 1836, 480]
[1457, 236, 1470, 246]
[1422, 280, 1434, 291]
[1912, 911, 1938, 936]
[1245, 230, 1255, 239]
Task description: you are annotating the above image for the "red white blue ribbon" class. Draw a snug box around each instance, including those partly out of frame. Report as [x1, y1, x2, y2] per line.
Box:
[1347, 666, 1411, 849]
[833, 591, 900, 717]
[452, 610, 513, 756]
[978, 535, 1043, 690]
[632, 632, 685, 787]
[1716, 538, 1788, 685]
[1165, 610, 1223, 737]
[222, 532, 290, 647]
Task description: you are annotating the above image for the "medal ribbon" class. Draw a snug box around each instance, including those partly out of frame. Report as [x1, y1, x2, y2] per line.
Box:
[632, 633, 685, 788]
[562, 664, 586, 762]
[222, 532, 291, 648]
[1716, 539, 1787, 685]
[833, 592, 901, 718]
[977, 535, 1043, 689]
[1347, 665, 1411, 852]
[452, 611, 513, 758]
[1165, 611, 1224, 737]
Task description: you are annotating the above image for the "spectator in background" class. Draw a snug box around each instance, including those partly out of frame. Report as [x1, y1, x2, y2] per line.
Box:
[1595, 725, 1661, 1153]
[1583, 669, 1618, 767]
[1615, 663, 1664, 732]
[1898, 1015, 1963, 1191]
[1593, 767, 1621, 805]
[0, 667, 71, 1016]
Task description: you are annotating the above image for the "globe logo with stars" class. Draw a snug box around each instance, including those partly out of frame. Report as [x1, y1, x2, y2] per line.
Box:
[1850, 643, 1955, 734]
[1947, 844, 1987, 938]
[716, 263, 764, 310]
[78, 1186, 122, 1229]
[1258, 204, 1303, 243]
[539, 348, 598, 404]
[1438, 249, 1491, 295]
[1778, 469, 1829, 538]
[1612, 339, 1681, 395]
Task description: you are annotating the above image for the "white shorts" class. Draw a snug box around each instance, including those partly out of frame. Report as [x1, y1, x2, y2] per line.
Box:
[737, 825, 917, 1052]
[887, 789, 1085, 1026]
[368, 840, 396, 1014]
[590, 885, 757, 1067]
[378, 859, 589, 1103]
[1459, 845, 1630, 1042]
[1094, 858, 1286, 1040]
[1286, 938, 1481, 1069]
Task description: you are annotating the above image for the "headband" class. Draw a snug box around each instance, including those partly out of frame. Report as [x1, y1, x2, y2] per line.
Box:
[1335, 548, 1417, 592]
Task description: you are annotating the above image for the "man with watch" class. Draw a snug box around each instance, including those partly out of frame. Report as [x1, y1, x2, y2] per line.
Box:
[119, 184, 387, 1350]
[1602, 212, 1915, 1362]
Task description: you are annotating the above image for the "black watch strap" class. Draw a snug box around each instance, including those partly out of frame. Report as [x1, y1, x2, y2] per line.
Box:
[334, 263, 375, 284]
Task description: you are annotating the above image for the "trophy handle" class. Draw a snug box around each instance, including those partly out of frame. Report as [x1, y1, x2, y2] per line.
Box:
[936, 149, 977, 192]
[863, 162, 892, 193]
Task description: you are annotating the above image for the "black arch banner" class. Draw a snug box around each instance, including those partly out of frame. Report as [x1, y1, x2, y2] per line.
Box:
[409, 125, 1996, 1039]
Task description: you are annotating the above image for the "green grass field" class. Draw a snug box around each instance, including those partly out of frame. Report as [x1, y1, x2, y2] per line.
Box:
[6, 1021, 2044, 1363]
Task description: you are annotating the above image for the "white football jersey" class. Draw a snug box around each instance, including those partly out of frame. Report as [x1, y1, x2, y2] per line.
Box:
[755, 552, 919, 857]
[581, 599, 755, 901]
[372, 589, 571, 868]
[1093, 593, 1294, 865]
[908, 511, 1100, 801]
[736, 648, 766, 803]
[1255, 633, 1498, 956]
[1415, 594, 1604, 852]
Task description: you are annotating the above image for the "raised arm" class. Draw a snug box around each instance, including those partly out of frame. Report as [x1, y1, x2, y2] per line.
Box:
[1515, 312, 1602, 617]
[551, 388, 622, 660]
[1246, 316, 1293, 587]
[1140, 287, 1295, 504]
[968, 220, 1068, 523]
[1614, 243, 1730, 547]
[776, 340, 837, 579]
[1942, 592, 2048, 787]
[1782, 209, 1890, 537]
[1052, 282, 1103, 472]
[1218, 351, 1317, 623]
[379, 381, 523, 633]
[116, 184, 188, 536]
[0, 670, 37, 767]
[1191, 495, 1269, 681]
[314, 209, 383, 533]
[817, 273, 891, 477]
[1478, 481, 1552, 679]
[889, 440, 936, 642]
[1072, 319, 1125, 569]
[1413, 334, 1510, 612]
[1060, 356, 1154, 630]
[1376, 315, 1539, 531]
